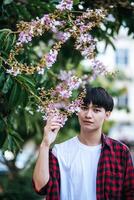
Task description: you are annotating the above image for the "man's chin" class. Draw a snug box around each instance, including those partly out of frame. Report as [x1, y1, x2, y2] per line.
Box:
[83, 126, 94, 131]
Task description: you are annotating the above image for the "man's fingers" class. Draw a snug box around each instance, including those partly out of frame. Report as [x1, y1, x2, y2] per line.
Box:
[43, 119, 61, 145]
[47, 116, 61, 123]
[50, 125, 61, 131]
[44, 117, 62, 139]
[51, 122, 62, 126]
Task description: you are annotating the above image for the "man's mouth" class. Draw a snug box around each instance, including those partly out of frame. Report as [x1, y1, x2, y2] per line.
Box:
[83, 120, 93, 124]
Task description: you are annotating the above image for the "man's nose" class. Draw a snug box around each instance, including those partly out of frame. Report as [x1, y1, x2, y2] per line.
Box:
[85, 109, 93, 118]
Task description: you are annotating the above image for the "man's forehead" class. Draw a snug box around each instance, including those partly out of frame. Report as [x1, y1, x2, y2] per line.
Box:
[83, 102, 102, 108]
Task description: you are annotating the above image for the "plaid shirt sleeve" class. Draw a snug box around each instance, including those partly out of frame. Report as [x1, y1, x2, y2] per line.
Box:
[97, 134, 134, 200]
[123, 148, 134, 200]
[33, 150, 60, 200]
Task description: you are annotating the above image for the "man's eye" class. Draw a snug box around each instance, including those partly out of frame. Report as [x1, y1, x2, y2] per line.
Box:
[81, 106, 88, 110]
[93, 108, 100, 112]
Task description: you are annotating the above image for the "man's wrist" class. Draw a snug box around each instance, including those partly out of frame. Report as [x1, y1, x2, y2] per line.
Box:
[40, 138, 50, 148]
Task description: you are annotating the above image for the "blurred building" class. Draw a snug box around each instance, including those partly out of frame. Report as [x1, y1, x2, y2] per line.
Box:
[97, 27, 134, 124]
[97, 27, 134, 156]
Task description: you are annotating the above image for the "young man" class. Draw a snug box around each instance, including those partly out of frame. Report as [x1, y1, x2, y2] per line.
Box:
[33, 86, 134, 200]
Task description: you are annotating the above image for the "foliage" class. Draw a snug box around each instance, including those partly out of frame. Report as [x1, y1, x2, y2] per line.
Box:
[0, 173, 42, 200]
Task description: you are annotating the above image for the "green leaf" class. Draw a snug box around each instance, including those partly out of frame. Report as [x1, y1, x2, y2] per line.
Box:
[17, 75, 35, 88]
[50, 0, 60, 3]
[4, 33, 11, 51]
[17, 75, 37, 94]
[8, 83, 21, 107]
[24, 111, 33, 134]
[0, 32, 5, 41]
[10, 130, 24, 143]
[3, 0, 13, 5]
[2, 75, 13, 94]
[4, 36, 10, 51]
[11, 34, 17, 47]
[0, 30, 15, 51]
[7, 135, 13, 152]
[17, 5, 31, 20]
[0, 58, 2, 66]
[73, 0, 79, 5]
[0, 50, 9, 58]
[0, 118, 7, 148]
[13, 137, 21, 150]
[17, 88, 29, 107]
[0, 71, 6, 87]
[4, 129, 23, 152]
[0, 32, 7, 50]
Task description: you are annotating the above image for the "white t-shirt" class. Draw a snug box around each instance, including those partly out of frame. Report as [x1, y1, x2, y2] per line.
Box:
[52, 136, 102, 200]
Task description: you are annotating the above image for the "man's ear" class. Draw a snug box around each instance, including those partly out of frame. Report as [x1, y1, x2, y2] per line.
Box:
[105, 111, 111, 120]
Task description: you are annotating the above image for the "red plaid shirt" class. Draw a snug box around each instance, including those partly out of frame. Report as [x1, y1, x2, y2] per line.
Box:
[33, 134, 134, 200]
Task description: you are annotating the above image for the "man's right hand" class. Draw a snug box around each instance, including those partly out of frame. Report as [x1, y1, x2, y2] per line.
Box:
[42, 115, 62, 147]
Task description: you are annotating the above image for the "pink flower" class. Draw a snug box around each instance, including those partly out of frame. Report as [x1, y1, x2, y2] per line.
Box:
[58, 71, 82, 91]
[91, 60, 107, 79]
[77, 33, 93, 44]
[75, 19, 92, 33]
[55, 31, 71, 42]
[56, 83, 72, 98]
[68, 76, 82, 90]
[56, 0, 73, 11]
[45, 111, 68, 127]
[58, 70, 74, 81]
[66, 99, 82, 113]
[58, 114, 68, 127]
[53, 102, 66, 109]
[59, 89, 72, 98]
[55, 83, 63, 92]
[45, 49, 58, 68]
[40, 15, 65, 33]
[6, 67, 21, 76]
[37, 68, 45, 75]
[55, 84, 67, 98]
[75, 33, 96, 59]
[18, 31, 32, 44]
[40, 14, 52, 26]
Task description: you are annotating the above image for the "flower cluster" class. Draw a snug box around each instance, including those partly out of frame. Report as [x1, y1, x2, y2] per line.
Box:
[37, 64, 112, 125]
[6, 0, 106, 76]
[16, 14, 63, 45]
[91, 60, 108, 79]
[66, 99, 82, 113]
[55, 70, 82, 98]
[5, 0, 110, 129]
[55, 31, 71, 43]
[75, 33, 96, 59]
[45, 49, 58, 69]
[79, 59, 111, 85]
[37, 70, 85, 125]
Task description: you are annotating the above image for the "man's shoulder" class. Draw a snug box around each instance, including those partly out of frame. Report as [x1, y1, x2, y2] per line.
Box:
[105, 135, 129, 152]
[55, 136, 77, 148]
[53, 136, 77, 152]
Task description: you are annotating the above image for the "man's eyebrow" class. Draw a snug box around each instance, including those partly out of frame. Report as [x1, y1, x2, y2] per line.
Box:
[81, 104, 88, 107]
[92, 105, 101, 108]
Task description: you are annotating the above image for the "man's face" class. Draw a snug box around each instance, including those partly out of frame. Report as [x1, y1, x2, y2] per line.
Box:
[78, 102, 110, 132]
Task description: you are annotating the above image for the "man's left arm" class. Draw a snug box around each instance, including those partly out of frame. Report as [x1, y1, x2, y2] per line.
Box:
[123, 149, 134, 200]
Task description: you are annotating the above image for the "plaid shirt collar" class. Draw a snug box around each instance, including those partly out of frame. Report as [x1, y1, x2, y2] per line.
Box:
[101, 133, 111, 149]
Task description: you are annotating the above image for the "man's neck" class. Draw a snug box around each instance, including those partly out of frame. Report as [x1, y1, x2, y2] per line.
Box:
[78, 129, 102, 146]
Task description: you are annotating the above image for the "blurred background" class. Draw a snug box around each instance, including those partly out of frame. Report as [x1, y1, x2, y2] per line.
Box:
[97, 26, 134, 163]
[0, 0, 134, 199]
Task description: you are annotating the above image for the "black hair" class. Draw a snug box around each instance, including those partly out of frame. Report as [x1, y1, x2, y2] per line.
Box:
[82, 86, 114, 112]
